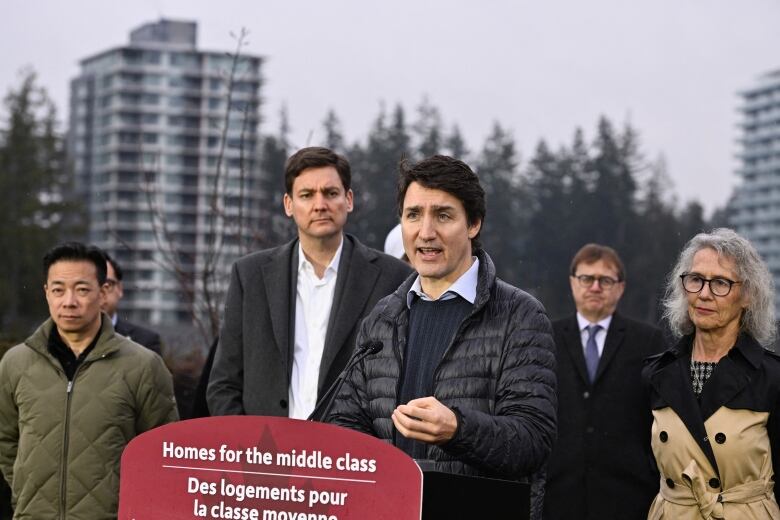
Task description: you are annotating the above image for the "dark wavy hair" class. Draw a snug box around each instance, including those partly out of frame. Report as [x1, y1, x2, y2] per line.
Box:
[396, 155, 486, 250]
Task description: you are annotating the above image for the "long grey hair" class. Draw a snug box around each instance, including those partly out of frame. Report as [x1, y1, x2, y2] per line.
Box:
[663, 228, 776, 346]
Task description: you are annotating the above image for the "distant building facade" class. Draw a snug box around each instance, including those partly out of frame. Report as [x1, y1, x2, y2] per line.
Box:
[68, 19, 263, 325]
[732, 70, 780, 311]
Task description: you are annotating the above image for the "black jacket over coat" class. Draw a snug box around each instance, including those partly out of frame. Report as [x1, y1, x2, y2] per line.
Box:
[544, 313, 664, 519]
[326, 250, 557, 519]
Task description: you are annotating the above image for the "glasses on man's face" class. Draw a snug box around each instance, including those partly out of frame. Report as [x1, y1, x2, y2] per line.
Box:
[573, 274, 619, 289]
[680, 273, 741, 297]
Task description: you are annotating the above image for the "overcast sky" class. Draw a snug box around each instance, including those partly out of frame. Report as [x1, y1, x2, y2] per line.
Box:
[3, 0, 779, 215]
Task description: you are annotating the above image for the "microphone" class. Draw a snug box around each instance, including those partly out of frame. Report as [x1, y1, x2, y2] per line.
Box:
[308, 340, 383, 422]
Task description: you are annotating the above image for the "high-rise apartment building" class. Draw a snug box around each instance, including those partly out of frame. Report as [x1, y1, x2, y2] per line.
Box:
[731, 69, 780, 311]
[68, 19, 263, 326]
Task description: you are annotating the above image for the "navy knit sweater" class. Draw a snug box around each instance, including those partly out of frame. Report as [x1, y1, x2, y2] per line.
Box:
[397, 295, 472, 458]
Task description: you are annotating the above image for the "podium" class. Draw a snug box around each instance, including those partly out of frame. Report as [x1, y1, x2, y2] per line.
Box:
[118, 417, 530, 519]
[119, 417, 423, 519]
[417, 461, 530, 519]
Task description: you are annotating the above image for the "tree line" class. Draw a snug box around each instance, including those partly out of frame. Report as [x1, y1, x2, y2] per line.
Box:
[0, 72, 722, 351]
[262, 99, 721, 324]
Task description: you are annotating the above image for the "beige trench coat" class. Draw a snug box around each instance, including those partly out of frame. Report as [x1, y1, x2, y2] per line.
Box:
[644, 334, 780, 520]
[648, 407, 778, 519]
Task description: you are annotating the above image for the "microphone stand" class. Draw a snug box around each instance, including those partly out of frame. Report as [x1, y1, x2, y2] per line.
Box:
[308, 340, 382, 422]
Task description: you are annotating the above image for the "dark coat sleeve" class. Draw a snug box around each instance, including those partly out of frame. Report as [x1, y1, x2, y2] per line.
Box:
[441, 295, 558, 478]
[769, 361, 780, 501]
[207, 262, 247, 415]
[190, 337, 219, 419]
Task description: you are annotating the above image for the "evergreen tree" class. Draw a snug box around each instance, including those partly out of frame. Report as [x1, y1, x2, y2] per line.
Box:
[348, 103, 410, 248]
[476, 122, 522, 284]
[587, 117, 640, 246]
[259, 105, 294, 246]
[0, 70, 80, 339]
[624, 156, 682, 321]
[322, 109, 345, 152]
[520, 140, 576, 316]
[413, 97, 443, 159]
[444, 124, 469, 160]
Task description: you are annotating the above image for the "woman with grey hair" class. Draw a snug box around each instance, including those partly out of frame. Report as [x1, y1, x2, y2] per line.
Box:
[643, 228, 780, 519]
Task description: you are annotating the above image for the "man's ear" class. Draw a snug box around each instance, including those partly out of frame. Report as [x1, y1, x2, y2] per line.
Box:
[467, 219, 482, 239]
[283, 192, 293, 217]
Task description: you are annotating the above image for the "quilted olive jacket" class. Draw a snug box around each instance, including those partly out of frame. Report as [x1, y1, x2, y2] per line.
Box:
[326, 250, 557, 519]
[0, 316, 178, 519]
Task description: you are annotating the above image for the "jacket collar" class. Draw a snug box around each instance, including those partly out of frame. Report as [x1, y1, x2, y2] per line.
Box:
[652, 331, 764, 372]
[384, 248, 496, 318]
[647, 332, 766, 478]
[26, 313, 122, 361]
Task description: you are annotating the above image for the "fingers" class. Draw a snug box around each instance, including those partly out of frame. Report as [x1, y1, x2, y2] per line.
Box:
[392, 397, 457, 444]
[405, 396, 438, 409]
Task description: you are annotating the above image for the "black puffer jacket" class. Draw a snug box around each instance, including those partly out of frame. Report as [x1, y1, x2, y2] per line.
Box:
[326, 250, 557, 517]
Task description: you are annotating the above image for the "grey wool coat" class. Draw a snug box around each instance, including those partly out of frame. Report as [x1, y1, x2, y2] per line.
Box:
[207, 233, 412, 417]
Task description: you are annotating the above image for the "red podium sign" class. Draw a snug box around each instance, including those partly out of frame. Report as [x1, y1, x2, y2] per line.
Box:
[118, 416, 422, 520]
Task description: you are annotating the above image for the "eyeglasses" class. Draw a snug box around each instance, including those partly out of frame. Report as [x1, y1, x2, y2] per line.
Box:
[573, 274, 620, 289]
[680, 273, 742, 297]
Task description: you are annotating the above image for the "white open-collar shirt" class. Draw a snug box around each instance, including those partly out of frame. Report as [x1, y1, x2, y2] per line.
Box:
[288, 237, 343, 419]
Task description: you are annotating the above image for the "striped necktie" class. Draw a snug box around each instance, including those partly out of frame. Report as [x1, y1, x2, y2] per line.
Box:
[585, 324, 602, 383]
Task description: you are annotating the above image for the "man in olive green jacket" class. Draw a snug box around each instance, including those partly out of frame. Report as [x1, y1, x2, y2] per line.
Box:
[0, 242, 178, 519]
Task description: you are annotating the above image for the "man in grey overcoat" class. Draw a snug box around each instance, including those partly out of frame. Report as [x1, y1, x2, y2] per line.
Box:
[207, 147, 412, 418]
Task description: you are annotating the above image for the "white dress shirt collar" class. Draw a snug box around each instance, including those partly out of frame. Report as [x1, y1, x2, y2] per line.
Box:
[297, 236, 344, 278]
[576, 312, 613, 357]
[576, 312, 612, 333]
[407, 257, 479, 308]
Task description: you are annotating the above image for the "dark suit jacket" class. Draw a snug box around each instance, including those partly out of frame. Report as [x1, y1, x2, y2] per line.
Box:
[207, 234, 413, 417]
[190, 336, 218, 419]
[114, 318, 162, 355]
[544, 312, 665, 520]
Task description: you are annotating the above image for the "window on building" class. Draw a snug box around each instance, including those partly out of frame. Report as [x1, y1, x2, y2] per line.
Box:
[143, 74, 162, 86]
[143, 50, 161, 65]
[170, 52, 200, 68]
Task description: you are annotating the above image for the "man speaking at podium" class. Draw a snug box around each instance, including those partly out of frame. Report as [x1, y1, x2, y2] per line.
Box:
[324, 155, 557, 519]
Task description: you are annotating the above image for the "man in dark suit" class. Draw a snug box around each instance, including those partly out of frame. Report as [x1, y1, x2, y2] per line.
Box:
[102, 253, 162, 355]
[544, 244, 663, 520]
[207, 147, 412, 419]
